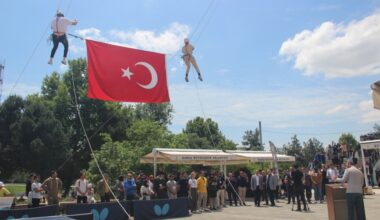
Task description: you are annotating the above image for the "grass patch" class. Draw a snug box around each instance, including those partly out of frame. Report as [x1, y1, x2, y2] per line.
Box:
[5, 183, 25, 196]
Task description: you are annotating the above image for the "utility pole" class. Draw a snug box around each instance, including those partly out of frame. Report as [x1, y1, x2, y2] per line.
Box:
[259, 121, 263, 150]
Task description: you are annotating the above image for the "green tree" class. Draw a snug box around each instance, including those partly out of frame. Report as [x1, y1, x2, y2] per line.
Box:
[283, 135, 305, 166]
[242, 129, 262, 150]
[338, 133, 359, 151]
[134, 103, 174, 126]
[0, 95, 25, 177]
[11, 95, 70, 178]
[183, 117, 236, 150]
[88, 134, 133, 183]
[302, 138, 324, 165]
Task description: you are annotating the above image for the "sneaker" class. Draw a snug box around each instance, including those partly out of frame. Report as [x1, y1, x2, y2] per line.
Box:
[48, 59, 53, 65]
[185, 75, 189, 82]
[198, 74, 203, 81]
[61, 59, 67, 65]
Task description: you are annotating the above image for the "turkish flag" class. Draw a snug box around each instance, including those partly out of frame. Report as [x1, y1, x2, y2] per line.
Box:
[86, 39, 170, 103]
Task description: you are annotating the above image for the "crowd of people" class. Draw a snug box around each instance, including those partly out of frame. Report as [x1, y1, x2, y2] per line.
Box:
[0, 157, 372, 219]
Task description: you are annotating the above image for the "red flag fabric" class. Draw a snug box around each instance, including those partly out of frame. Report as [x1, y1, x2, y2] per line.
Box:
[86, 39, 170, 103]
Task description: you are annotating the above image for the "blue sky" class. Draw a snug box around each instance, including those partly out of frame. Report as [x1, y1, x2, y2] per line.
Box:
[2, 0, 380, 149]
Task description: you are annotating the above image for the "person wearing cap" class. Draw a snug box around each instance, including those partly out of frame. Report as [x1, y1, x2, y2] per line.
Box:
[48, 11, 78, 65]
[335, 158, 366, 220]
[0, 181, 11, 197]
[182, 38, 203, 82]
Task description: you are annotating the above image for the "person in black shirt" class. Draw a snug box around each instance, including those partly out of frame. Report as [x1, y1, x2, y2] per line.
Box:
[286, 168, 295, 204]
[292, 165, 307, 211]
[178, 172, 189, 197]
[237, 171, 248, 205]
[226, 172, 238, 206]
[262, 170, 268, 205]
[216, 172, 226, 208]
[303, 168, 312, 203]
[208, 173, 218, 210]
[321, 164, 327, 200]
[154, 173, 167, 199]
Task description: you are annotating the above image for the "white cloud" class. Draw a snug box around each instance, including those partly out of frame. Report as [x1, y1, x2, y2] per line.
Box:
[76, 28, 105, 41]
[109, 22, 190, 54]
[359, 100, 380, 123]
[170, 67, 177, 72]
[279, 12, 380, 78]
[73, 23, 190, 55]
[325, 104, 349, 115]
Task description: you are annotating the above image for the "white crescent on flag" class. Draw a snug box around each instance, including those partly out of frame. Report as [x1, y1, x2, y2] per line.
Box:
[135, 62, 158, 90]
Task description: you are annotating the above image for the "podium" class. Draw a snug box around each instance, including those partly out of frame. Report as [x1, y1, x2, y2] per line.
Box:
[326, 184, 351, 220]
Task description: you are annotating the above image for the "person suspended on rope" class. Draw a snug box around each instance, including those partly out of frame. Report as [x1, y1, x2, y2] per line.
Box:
[182, 38, 203, 82]
[48, 11, 78, 65]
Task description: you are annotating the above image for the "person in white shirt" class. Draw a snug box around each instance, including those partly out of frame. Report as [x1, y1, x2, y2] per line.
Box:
[335, 158, 366, 220]
[166, 174, 178, 199]
[140, 179, 154, 200]
[326, 164, 338, 183]
[188, 171, 198, 213]
[48, 11, 78, 65]
[75, 171, 89, 203]
[182, 38, 203, 82]
[86, 184, 96, 204]
[31, 175, 44, 207]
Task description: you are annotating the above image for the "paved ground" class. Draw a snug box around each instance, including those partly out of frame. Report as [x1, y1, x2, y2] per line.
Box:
[176, 189, 380, 220]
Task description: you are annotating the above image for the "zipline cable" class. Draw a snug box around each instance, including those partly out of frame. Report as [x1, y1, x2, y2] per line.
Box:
[8, 23, 50, 95]
[9, 0, 74, 96]
[70, 70, 132, 219]
[166, 0, 218, 61]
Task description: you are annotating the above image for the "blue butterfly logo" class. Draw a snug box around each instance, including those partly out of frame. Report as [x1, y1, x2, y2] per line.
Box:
[91, 208, 109, 220]
[154, 203, 170, 216]
[6, 214, 29, 219]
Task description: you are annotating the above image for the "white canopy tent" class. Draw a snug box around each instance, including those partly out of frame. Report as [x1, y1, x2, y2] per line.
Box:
[140, 148, 295, 176]
[360, 139, 380, 186]
[226, 150, 296, 163]
[140, 148, 247, 176]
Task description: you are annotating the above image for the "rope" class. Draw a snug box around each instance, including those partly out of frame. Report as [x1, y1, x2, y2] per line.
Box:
[57, 0, 63, 12]
[192, 0, 220, 44]
[65, 0, 74, 16]
[226, 178, 245, 205]
[68, 33, 84, 41]
[192, 72, 217, 148]
[70, 71, 132, 219]
[8, 23, 51, 95]
[166, 0, 218, 61]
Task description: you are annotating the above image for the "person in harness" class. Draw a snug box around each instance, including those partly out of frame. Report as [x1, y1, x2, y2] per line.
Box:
[182, 38, 203, 82]
[48, 11, 78, 65]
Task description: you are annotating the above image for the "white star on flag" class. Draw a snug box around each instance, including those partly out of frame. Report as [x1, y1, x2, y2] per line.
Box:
[121, 67, 134, 80]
